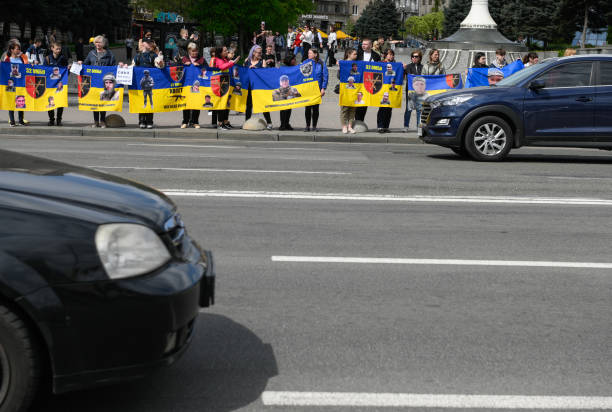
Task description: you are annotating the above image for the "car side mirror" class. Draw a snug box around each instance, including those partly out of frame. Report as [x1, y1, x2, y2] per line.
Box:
[529, 79, 545, 90]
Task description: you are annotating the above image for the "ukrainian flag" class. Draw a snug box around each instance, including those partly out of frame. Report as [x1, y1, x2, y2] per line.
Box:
[465, 60, 524, 88]
[249, 62, 322, 113]
[0, 62, 68, 111]
[128, 66, 186, 113]
[78, 65, 124, 112]
[339, 60, 404, 108]
[406, 73, 463, 97]
[183, 64, 247, 112]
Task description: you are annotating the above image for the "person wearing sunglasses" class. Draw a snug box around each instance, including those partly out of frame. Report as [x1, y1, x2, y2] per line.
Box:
[403, 50, 423, 132]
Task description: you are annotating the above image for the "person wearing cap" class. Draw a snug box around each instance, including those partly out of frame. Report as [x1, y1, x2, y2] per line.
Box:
[99, 73, 120, 101]
[272, 74, 301, 101]
[81, 35, 118, 128]
[132, 37, 165, 129]
[487, 68, 504, 85]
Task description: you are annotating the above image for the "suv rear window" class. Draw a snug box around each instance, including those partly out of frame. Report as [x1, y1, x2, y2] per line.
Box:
[536, 63, 593, 88]
[598, 62, 612, 86]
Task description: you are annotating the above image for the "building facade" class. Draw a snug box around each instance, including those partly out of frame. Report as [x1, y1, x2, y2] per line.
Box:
[301, 0, 350, 31]
[418, 0, 449, 15]
[348, 0, 419, 23]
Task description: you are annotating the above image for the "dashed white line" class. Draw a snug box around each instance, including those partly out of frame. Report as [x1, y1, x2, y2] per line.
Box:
[161, 190, 612, 206]
[261, 391, 612, 409]
[271, 256, 612, 269]
[90, 166, 350, 175]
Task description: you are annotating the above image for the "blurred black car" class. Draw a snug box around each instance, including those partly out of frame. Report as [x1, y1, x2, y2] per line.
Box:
[0, 149, 214, 411]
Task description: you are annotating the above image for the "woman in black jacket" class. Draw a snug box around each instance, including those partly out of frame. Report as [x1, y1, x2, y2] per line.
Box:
[472, 52, 487, 68]
[403, 49, 423, 131]
[81, 35, 117, 128]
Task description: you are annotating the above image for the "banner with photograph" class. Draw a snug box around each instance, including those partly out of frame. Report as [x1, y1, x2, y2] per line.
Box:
[339, 60, 404, 108]
[0, 62, 68, 111]
[249, 61, 322, 113]
[182, 64, 247, 112]
[128, 66, 186, 113]
[465, 60, 524, 88]
[405, 73, 463, 116]
[77, 65, 124, 112]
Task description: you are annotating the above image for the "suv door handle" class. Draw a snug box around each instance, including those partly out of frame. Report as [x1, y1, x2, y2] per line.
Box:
[576, 96, 592, 102]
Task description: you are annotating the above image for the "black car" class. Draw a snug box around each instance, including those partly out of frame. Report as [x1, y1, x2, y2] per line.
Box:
[0, 150, 215, 411]
[420, 55, 612, 161]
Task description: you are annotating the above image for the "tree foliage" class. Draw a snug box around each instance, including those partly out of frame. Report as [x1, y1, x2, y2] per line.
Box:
[557, 0, 611, 44]
[406, 12, 444, 40]
[354, 0, 401, 39]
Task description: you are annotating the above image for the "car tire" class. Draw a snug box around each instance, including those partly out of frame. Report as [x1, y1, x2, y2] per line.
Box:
[464, 116, 513, 161]
[451, 147, 469, 157]
[0, 305, 41, 412]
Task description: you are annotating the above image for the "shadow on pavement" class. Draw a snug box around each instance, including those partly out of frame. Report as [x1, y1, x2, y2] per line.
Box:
[36, 314, 277, 412]
[428, 153, 612, 164]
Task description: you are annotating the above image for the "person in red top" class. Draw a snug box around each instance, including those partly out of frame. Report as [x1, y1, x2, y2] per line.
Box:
[292, 29, 303, 61]
[210, 46, 240, 130]
[4, 39, 29, 127]
[181, 42, 207, 128]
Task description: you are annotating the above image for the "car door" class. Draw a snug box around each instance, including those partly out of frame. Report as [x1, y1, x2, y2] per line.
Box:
[593, 60, 612, 142]
[523, 62, 595, 143]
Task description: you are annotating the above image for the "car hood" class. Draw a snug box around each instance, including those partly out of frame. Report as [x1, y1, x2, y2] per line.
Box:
[427, 85, 514, 101]
[0, 149, 175, 227]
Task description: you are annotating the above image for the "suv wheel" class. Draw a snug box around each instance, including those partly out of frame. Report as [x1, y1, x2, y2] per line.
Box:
[464, 116, 513, 161]
[0, 305, 41, 412]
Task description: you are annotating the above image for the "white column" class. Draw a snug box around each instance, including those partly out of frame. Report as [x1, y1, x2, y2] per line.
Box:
[459, 0, 497, 29]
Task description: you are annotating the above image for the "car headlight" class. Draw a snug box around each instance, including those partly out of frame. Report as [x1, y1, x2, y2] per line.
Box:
[95, 223, 171, 279]
[429, 94, 475, 108]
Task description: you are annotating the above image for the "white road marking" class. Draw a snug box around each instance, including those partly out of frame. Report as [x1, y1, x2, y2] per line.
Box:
[89, 166, 350, 175]
[546, 176, 612, 181]
[271, 256, 612, 269]
[261, 391, 612, 409]
[127, 143, 244, 149]
[161, 190, 612, 206]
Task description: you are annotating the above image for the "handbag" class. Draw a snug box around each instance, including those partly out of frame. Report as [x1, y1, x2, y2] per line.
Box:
[334, 83, 340, 94]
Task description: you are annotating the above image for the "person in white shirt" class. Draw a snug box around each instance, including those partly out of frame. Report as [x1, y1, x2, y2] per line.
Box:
[326, 27, 337, 67]
[302, 25, 313, 60]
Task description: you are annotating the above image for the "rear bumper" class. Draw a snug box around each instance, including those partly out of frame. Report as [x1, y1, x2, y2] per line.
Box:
[21, 241, 215, 394]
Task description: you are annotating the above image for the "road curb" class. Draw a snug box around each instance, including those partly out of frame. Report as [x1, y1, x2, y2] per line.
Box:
[0, 125, 421, 144]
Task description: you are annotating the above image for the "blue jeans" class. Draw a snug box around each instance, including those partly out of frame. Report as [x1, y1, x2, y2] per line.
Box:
[404, 108, 421, 128]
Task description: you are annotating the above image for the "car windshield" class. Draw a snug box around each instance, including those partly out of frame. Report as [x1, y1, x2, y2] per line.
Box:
[496, 58, 558, 86]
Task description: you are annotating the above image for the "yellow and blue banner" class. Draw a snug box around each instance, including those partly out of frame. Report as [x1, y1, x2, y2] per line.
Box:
[128, 66, 186, 113]
[78, 65, 124, 112]
[249, 61, 322, 113]
[0, 62, 68, 111]
[465, 60, 524, 88]
[339, 60, 404, 108]
[182, 64, 247, 112]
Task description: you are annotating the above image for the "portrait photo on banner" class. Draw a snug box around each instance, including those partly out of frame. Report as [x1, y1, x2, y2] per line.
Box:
[0, 62, 68, 111]
[338, 60, 404, 108]
[77, 65, 124, 112]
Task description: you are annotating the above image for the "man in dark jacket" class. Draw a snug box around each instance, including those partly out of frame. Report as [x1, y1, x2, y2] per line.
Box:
[45, 42, 69, 126]
[403, 50, 423, 131]
[355, 38, 381, 122]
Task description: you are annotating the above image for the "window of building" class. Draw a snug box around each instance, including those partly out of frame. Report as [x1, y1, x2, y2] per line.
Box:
[428, 0, 432, 4]
[352, 5, 358, 14]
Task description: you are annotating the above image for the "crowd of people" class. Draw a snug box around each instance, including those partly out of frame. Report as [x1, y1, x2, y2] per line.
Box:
[3, 25, 549, 133]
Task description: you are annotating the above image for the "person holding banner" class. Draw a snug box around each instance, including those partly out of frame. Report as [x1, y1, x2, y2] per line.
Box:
[4, 39, 28, 126]
[489, 48, 508, 69]
[422, 49, 445, 75]
[303, 48, 328, 132]
[403, 49, 423, 131]
[244, 45, 272, 129]
[278, 53, 298, 131]
[377, 50, 396, 133]
[181, 42, 206, 129]
[81, 35, 118, 128]
[45, 42, 69, 126]
[522, 52, 539, 67]
[472, 52, 488, 68]
[339, 47, 358, 134]
[355, 39, 380, 122]
[211, 46, 240, 130]
[133, 38, 165, 129]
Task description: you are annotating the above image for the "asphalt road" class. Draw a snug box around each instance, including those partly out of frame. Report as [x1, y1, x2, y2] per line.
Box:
[1, 135, 611, 411]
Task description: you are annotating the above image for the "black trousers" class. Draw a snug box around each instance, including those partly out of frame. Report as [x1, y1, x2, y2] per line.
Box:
[216, 109, 229, 123]
[280, 109, 292, 127]
[93, 111, 106, 122]
[245, 90, 271, 123]
[305, 104, 319, 128]
[48, 107, 63, 120]
[376, 107, 392, 129]
[8, 111, 24, 124]
[302, 42, 311, 60]
[182, 110, 200, 125]
[355, 106, 367, 121]
[138, 113, 154, 125]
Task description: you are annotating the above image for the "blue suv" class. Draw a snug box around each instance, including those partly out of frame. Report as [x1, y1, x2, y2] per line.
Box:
[420, 55, 612, 161]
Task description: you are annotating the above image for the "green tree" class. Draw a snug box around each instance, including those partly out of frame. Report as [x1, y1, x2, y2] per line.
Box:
[405, 16, 429, 39]
[354, 0, 401, 39]
[558, 0, 611, 46]
[186, 0, 312, 55]
[423, 11, 444, 40]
